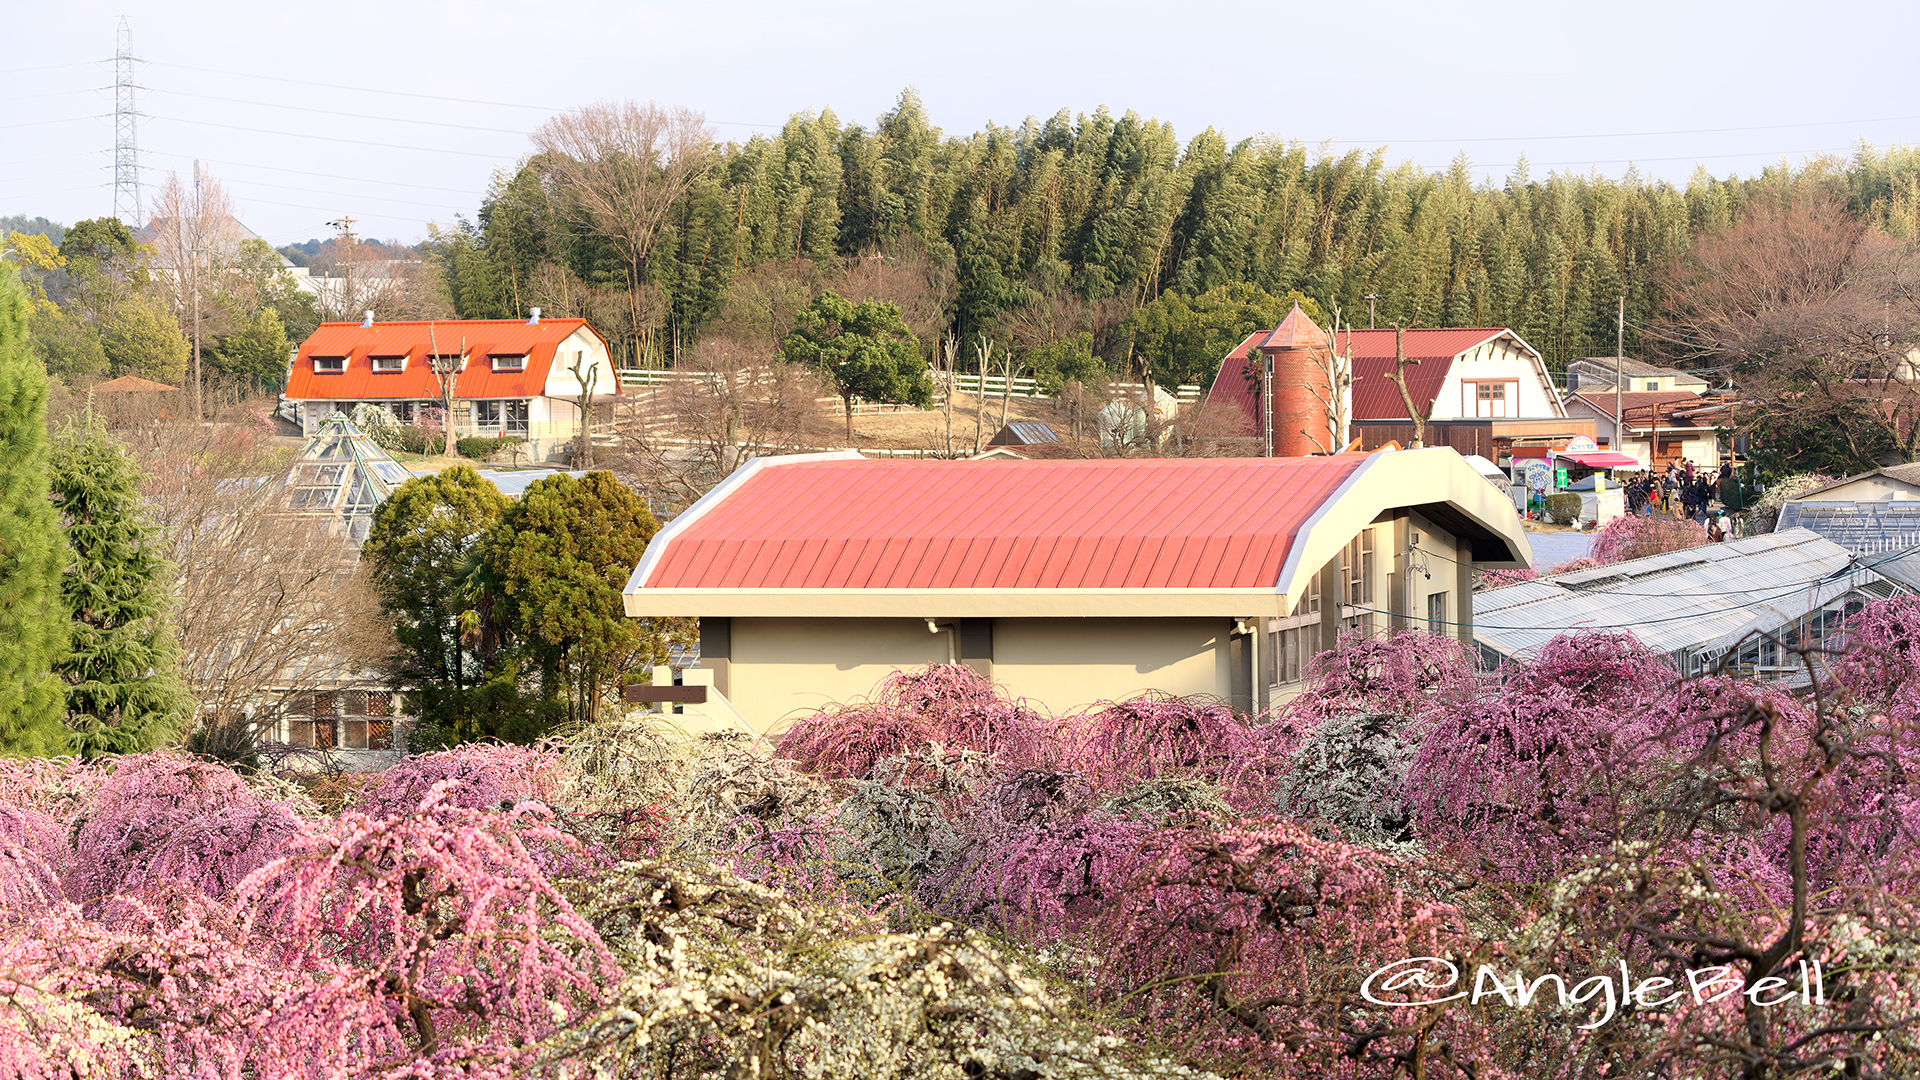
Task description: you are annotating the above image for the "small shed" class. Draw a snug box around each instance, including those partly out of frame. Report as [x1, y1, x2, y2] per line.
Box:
[987, 421, 1060, 447]
[1779, 465, 1920, 555]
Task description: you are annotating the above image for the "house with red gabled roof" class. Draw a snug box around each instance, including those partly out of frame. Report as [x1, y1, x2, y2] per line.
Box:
[1563, 389, 1729, 471]
[283, 310, 620, 462]
[1206, 306, 1594, 462]
[621, 447, 1531, 731]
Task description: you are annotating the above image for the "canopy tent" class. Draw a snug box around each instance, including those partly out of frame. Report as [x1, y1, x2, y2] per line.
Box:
[1556, 450, 1640, 469]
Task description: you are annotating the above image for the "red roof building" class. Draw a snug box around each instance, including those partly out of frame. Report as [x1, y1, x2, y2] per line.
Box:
[1564, 389, 1730, 470]
[283, 313, 620, 463]
[624, 448, 1530, 730]
[1205, 315, 1580, 460]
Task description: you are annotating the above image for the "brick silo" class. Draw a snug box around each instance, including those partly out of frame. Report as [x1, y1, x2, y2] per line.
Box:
[1257, 303, 1333, 457]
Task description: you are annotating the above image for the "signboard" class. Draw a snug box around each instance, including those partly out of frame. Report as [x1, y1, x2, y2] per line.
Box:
[1525, 460, 1551, 492]
[1565, 435, 1599, 453]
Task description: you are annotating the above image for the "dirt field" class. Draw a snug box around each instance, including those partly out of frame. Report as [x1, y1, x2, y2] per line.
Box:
[839, 391, 1074, 453]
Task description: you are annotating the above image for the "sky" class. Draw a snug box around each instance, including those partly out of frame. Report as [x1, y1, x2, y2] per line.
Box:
[4, 0, 1917, 248]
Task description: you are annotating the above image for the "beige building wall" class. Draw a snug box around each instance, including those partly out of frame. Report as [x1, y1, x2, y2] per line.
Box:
[989, 617, 1227, 712]
[723, 616, 1231, 732]
[729, 618, 953, 731]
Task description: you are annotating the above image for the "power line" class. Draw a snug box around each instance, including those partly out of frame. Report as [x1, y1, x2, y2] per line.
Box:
[0, 60, 106, 76]
[149, 87, 533, 136]
[0, 115, 108, 132]
[1326, 115, 1920, 147]
[0, 87, 108, 105]
[0, 184, 111, 202]
[143, 114, 518, 160]
[146, 60, 779, 128]
[220, 176, 472, 211]
[142, 151, 481, 195]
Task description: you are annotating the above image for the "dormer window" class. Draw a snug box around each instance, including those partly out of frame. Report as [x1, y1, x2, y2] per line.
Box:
[314, 355, 346, 373]
[490, 353, 526, 372]
[371, 354, 407, 373]
[430, 353, 467, 373]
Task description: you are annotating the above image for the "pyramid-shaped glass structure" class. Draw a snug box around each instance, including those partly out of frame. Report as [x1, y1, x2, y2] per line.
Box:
[261, 413, 412, 541]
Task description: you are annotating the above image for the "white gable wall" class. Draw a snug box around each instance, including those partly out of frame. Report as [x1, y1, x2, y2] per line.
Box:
[1428, 336, 1565, 421]
[542, 326, 615, 404]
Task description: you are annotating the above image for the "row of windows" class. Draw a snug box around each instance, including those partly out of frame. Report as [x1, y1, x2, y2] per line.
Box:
[319, 400, 531, 433]
[312, 353, 525, 374]
[1267, 527, 1449, 686]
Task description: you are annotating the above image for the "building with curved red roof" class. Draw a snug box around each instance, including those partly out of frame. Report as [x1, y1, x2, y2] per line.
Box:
[283, 312, 620, 462]
[623, 447, 1531, 730]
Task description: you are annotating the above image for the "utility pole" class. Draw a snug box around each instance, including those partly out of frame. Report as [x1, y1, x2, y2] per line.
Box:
[1361, 293, 1381, 330]
[112, 17, 142, 224]
[1615, 296, 1625, 456]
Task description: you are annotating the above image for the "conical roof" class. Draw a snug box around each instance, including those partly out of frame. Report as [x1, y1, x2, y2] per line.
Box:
[1257, 303, 1329, 350]
[260, 412, 413, 541]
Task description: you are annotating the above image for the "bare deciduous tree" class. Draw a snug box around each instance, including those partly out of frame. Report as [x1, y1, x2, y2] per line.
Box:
[831, 238, 953, 346]
[148, 169, 241, 418]
[614, 334, 831, 511]
[133, 407, 391, 759]
[531, 101, 715, 368]
[1656, 191, 1920, 470]
[1299, 302, 1356, 454]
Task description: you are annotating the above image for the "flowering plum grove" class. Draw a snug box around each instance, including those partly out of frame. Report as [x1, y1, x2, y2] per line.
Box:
[7, 603, 1920, 1077]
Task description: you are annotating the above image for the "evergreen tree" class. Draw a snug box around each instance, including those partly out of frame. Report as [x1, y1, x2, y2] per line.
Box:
[361, 466, 532, 744]
[49, 415, 193, 756]
[780, 289, 931, 437]
[484, 472, 664, 728]
[0, 263, 70, 754]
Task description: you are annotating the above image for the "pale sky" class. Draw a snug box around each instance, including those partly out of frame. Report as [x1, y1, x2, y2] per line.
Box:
[5, 0, 1917, 247]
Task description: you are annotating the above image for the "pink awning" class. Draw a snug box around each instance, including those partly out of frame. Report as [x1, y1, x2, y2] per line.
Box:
[1557, 451, 1641, 469]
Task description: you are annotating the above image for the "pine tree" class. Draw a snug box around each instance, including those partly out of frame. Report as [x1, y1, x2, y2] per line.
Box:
[49, 414, 193, 755]
[0, 263, 70, 754]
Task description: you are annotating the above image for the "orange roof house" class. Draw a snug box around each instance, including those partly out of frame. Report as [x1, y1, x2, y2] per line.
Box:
[283, 311, 620, 463]
[624, 448, 1531, 730]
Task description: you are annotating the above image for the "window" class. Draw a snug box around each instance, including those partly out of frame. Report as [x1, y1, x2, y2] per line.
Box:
[314, 355, 346, 373]
[371, 354, 406, 373]
[491, 353, 526, 372]
[1645, 380, 1660, 392]
[430, 352, 467, 373]
[1427, 591, 1449, 634]
[1467, 380, 1513, 418]
[1340, 530, 1375, 636]
[475, 400, 530, 433]
[1269, 576, 1321, 686]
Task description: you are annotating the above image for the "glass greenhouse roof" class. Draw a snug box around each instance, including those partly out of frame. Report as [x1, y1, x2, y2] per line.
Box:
[260, 413, 410, 541]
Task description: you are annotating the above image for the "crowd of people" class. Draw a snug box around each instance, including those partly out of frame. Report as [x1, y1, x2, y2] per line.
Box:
[1621, 459, 1737, 539]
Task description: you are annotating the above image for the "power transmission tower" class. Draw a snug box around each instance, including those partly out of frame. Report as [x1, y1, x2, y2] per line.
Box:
[112, 16, 142, 224]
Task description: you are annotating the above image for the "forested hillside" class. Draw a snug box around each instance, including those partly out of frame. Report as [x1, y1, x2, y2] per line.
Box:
[429, 90, 1920, 377]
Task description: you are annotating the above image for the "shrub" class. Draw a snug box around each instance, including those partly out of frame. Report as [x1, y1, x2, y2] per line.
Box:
[457, 435, 523, 460]
[353, 742, 563, 820]
[777, 664, 1051, 778]
[1544, 491, 1582, 524]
